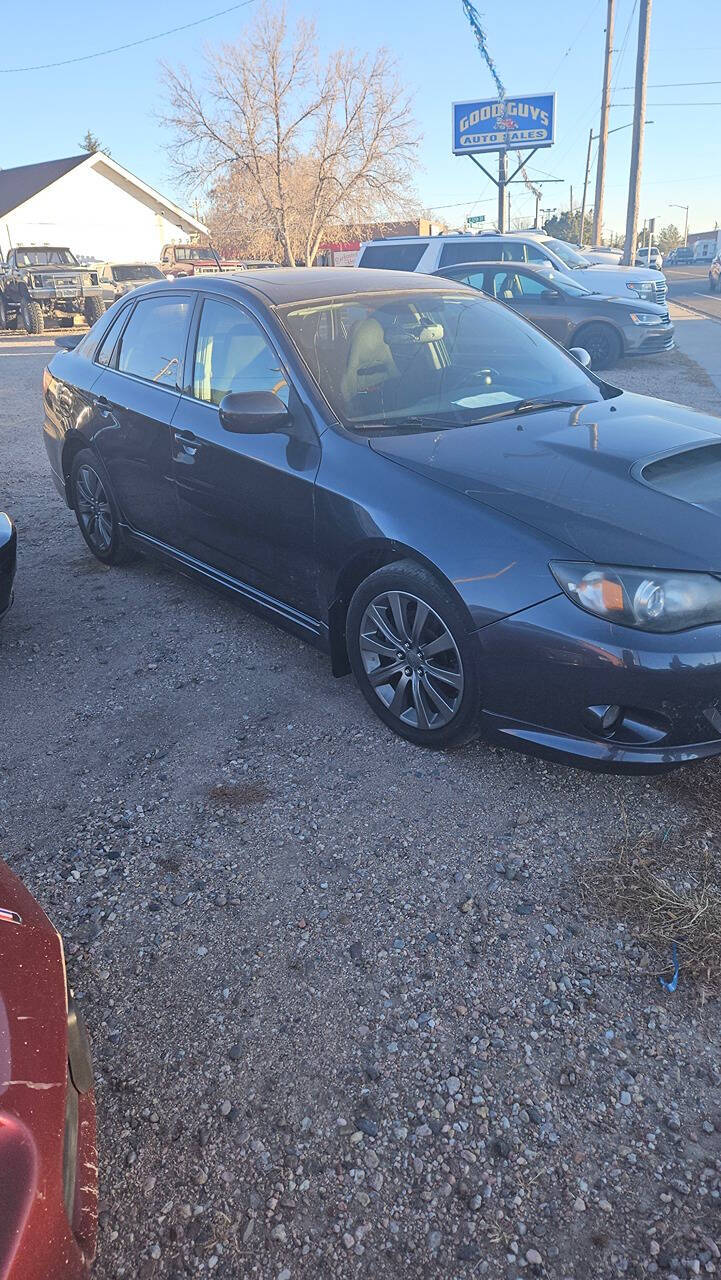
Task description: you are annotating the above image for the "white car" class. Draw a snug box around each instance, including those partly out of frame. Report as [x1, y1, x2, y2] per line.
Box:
[357, 232, 667, 305]
[581, 245, 623, 265]
[635, 246, 664, 270]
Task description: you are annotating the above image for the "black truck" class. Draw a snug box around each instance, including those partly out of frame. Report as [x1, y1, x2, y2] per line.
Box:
[0, 246, 105, 333]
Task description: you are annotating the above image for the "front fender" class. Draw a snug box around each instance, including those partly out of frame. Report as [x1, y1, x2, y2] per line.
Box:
[316, 433, 571, 633]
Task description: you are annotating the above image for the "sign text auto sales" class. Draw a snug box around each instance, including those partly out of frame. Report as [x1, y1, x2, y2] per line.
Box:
[452, 93, 556, 154]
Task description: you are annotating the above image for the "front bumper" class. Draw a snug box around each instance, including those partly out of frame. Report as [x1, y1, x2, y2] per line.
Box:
[623, 320, 675, 357]
[0, 513, 17, 618]
[477, 594, 721, 772]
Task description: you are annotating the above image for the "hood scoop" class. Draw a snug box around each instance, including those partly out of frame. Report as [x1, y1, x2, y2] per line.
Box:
[639, 442, 721, 517]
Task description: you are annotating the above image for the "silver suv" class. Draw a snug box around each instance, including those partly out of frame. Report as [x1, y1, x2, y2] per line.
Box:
[357, 232, 667, 305]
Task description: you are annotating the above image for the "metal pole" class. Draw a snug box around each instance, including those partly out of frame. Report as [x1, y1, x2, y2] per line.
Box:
[570, 185, 574, 216]
[535, 190, 541, 230]
[593, 0, 615, 245]
[507, 187, 511, 228]
[622, 0, 653, 266]
[497, 151, 507, 232]
[579, 128, 593, 246]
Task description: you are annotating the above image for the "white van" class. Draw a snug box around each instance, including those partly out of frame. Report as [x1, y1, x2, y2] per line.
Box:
[356, 232, 667, 305]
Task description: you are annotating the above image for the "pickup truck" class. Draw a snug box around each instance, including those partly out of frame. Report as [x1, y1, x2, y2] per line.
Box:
[159, 243, 224, 277]
[0, 246, 105, 333]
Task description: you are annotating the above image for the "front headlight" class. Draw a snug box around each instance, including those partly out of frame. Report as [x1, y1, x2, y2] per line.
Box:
[629, 312, 663, 325]
[550, 562, 721, 632]
[626, 281, 655, 301]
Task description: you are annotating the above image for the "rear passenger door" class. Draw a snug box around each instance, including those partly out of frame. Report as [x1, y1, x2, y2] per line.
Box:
[486, 269, 571, 343]
[91, 293, 192, 544]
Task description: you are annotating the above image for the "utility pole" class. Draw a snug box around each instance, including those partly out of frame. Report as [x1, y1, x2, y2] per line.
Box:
[569, 185, 574, 216]
[507, 187, 512, 229]
[593, 0, 615, 245]
[497, 151, 507, 232]
[622, 0, 652, 266]
[579, 128, 594, 245]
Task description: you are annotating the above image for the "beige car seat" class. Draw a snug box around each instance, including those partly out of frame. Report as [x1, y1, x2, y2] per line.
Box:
[340, 318, 399, 404]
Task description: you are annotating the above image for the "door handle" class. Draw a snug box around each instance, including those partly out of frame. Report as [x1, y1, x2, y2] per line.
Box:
[173, 428, 199, 461]
[96, 394, 111, 417]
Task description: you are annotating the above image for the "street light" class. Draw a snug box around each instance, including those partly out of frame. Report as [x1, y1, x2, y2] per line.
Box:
[669, 203, 689, 246]
[580, 121, 653, 246]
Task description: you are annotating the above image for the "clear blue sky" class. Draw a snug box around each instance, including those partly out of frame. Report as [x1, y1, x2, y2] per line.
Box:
[2, 0, 719, 238]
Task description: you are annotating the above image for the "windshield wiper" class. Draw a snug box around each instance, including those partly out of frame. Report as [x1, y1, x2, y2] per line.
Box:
[353, 413, 464, 432]
[475, 398, 589, 424]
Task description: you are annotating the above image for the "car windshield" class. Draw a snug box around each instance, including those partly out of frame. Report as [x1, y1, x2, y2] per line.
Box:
[114, 264, 164, 281]
[176, 246, 217, 261]
[544, 239, 589, 269]
[15, 248, 78, 266]
[279, 289, 607, 432]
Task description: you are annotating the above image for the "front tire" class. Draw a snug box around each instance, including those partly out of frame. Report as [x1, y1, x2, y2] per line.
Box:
[710, 274, 718, 293]
[70, 449, 133, 565]
[84, 296, 105, 325]
[0, 294, 7, 330]
[573, 322, 622, 370]
[346, 560, 482, 748]
[22, 300, 44, 334]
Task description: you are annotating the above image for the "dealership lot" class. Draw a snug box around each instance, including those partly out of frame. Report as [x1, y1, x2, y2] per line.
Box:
[3, 339, 721, 1278]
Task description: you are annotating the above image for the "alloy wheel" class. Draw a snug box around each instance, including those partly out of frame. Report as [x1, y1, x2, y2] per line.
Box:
[358, 590, 464, 730]
[75, 464, 113, 554]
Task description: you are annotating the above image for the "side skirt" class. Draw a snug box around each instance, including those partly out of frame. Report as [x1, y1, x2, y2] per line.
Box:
[124, 527, 330, 654]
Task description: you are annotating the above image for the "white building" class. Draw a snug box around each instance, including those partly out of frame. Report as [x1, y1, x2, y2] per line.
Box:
[0, 152, 208, 262]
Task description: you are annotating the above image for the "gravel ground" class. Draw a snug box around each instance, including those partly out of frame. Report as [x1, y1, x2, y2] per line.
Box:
[2, 341, 721, 1280]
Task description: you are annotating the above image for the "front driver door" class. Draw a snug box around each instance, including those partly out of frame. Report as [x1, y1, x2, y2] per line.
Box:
[170, 294, 321, 616]
[488, 268, 571, 344]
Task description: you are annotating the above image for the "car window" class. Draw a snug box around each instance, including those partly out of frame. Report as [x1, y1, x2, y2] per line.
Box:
[447, 269, 489, 292]
[116, 296, 190, 387]
[358, 243, 429, 271]
[439, 241, 515, 266]
[191, 297, 289, 407]
[95, 306, 131, 366]
[489, 270, 530, 300]
[507, 271, 555, 297]
[524, 242, 551, 264]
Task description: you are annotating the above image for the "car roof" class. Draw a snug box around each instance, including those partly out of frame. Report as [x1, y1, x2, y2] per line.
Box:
[147, 267, 455, 305]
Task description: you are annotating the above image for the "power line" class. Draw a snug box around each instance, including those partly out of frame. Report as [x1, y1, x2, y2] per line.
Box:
[616, 79, 721, 88]
[547, 0, 603, 82]
[613, 100, 721, 106]
[0, 0, 258, 73]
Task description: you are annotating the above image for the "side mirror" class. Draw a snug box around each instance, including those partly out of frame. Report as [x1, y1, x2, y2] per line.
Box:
[219, 390, 291, 434]
[569, 346, 592, 368]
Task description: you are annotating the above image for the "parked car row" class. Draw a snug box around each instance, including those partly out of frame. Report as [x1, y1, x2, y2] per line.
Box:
[357, 230, 671, 369]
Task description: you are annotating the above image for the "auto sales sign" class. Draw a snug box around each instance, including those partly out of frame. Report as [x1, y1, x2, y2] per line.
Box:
[452, 92, 555, 154]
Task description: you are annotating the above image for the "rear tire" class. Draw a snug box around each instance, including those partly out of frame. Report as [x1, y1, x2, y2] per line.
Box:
[22, 300, 44, 334]
[84, 296, 105, 325]
[572, 322, 623, 370]
[70, 448, 134, 566]
[346, 560, 482, 749]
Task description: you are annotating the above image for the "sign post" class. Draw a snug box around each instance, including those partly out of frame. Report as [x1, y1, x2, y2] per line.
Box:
[452, 92, 556, 233]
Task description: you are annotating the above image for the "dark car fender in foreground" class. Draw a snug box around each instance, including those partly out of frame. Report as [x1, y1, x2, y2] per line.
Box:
[0, 861, 96, 1280]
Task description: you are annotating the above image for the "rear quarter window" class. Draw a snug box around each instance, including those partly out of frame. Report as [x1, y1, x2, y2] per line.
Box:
[358, 242, 429, 271]
[438, 241, 515, 267]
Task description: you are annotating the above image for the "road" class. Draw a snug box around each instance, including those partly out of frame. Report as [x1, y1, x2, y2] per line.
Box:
[665, 263, 721, 322]
[2, 338, 721, 1279]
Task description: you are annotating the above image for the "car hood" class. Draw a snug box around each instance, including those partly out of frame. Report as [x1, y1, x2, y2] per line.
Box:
[369, 392, 721, 571]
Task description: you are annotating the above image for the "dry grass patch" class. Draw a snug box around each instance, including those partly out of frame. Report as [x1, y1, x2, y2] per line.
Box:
[580, 809, 721, 989]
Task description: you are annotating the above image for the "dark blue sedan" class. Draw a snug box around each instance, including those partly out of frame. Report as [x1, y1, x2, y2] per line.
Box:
[41, 268, 721, 772]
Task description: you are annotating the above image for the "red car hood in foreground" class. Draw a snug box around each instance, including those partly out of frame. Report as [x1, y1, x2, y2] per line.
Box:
[0, 861, 96, 1280]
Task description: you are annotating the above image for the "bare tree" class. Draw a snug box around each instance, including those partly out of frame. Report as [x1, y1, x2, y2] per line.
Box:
[162, 5, 419, 265]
